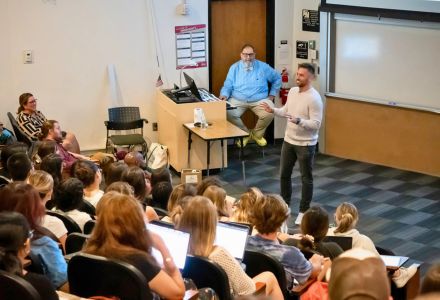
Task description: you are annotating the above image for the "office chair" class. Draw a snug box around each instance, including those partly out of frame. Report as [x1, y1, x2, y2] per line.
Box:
[46, 211, 82, 234]
[182, 255, 232, 300]
[83, 220, 96, 235]
[104, 107, 149, 156]
[78, 200, 96, 216]
[68, 253, 153, 300]
[7, 112, 34, 147]
[0, 270, 41, 300]
[65, 233, 89, 255]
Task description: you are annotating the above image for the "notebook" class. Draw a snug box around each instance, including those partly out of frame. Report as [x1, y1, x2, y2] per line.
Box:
[147, 223, 190, 269]
[215, 222, 249, 260]
[381, 255, 409, 270]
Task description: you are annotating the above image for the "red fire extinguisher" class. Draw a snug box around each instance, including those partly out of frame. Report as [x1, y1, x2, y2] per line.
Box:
[279, 68, 290, 105]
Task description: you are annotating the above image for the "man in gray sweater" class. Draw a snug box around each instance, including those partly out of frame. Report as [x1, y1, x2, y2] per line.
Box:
[261, 63, 323, 225]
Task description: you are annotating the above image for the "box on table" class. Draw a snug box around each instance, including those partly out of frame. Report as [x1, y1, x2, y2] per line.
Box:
[181, 169, 202, 184]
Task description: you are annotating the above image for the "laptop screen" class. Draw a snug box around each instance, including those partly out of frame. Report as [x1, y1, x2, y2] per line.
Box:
[147, 223, 190, 269]
[215, 222, 249, 260]
[380, 255, 409, 269]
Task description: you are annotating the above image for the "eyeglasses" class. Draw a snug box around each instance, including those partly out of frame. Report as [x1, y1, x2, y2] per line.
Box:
[241, 52, 255, 57]
[28, 230, 34, 239]
[27, 99, 37, 104]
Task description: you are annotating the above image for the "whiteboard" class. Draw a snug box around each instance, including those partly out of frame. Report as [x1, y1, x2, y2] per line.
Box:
[334, 15, 440, 111]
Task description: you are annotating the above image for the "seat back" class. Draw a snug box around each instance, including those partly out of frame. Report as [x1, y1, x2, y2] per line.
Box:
[182, 255, 232, 300]
[376, 246, 395, 256]
[108, 107, 141, 123]
[322, 236, 353, 251]
[0, 270, 41, 300]
[152, 206, 168, 218]
[7, 112, 33, 146]
[68, 253, 152, 300]
[83, 220, 96, 235]
[65, 233, 89, 255]
[78, 200, 96, 216]
[46, 211, 82, 234]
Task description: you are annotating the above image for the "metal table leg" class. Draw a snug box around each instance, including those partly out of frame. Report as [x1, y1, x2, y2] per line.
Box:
[206, 140, 211, 176]
[187, 131, 192, 168]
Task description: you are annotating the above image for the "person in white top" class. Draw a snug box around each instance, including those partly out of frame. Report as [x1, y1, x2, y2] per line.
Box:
[71, 160, 104, 207]
[261, 63, 323, 225]
[327, 202, 417, 288]
[27, 170, 68, 250]
[55, 178, 92, 232]
[177, 196, 284, 299]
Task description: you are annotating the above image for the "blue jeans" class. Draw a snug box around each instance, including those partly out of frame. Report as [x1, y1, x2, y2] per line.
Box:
[280, 141, 316, 213]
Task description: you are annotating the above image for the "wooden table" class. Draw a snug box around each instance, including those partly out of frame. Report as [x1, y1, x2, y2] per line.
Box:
[184, 121, 248, 176]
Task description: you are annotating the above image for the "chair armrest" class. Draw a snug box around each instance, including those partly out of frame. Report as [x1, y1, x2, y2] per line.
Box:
[142, 118, 149, 124]
[253, 282, 266, 295]
[183, 290, 199, 300]
[291, 278, 316, 295]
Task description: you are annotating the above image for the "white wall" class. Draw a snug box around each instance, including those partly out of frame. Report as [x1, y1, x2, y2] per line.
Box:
[0, 0, 208, 150]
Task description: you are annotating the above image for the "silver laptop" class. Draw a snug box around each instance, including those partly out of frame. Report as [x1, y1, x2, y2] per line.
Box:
[215, 222, 249, 261]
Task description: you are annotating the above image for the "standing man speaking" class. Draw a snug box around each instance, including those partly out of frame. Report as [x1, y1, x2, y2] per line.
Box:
[219, 44, 281, 147]
[262, 63, 323, 225]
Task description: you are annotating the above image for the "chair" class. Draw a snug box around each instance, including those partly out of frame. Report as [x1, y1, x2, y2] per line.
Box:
[65, 233, 89, 255]
[182, 255, 232, 300]
[68, 253, 153, 300]
[376, 246, 395, 256]
[104, 107, 149, 155]
[46, 211, 81, 234]
[152, 206, 168, 218]
[322, 236, 353, 251]
[83, 220, 96, 235]
[78, 200, 96, 216]
[7, 112, 33, 147]
[0, 270, 41, 300]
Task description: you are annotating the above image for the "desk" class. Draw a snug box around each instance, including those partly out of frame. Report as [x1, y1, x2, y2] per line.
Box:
[183, 121, 248, 176]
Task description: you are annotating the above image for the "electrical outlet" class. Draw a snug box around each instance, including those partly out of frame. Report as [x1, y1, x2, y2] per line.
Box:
[152, 122, 158, 131]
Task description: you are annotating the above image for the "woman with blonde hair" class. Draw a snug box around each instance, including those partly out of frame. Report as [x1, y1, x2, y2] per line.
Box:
[177, 196, 284, 299]
[161, 183, 197, 223]
[202, 185, 232, 221]
[230, 187, 264, 224]
[83, 191, 185, 299]
[27, 170, 68, 249]
[327, 202, 417, 288]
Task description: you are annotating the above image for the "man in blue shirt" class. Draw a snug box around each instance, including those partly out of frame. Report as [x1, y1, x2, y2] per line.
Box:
[219, 44, 281, 147]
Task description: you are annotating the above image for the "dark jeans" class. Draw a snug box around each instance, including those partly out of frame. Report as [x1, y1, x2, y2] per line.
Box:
[280, 141, 316, 213]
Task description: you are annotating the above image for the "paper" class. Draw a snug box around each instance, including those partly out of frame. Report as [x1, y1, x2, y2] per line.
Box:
[175, 24, 207, 69]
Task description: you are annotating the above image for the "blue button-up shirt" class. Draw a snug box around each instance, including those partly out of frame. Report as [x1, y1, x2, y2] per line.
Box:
[220, 59, 281, 102]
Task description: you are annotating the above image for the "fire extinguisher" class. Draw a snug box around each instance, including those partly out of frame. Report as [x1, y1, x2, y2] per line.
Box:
[279, 68, 290, 105]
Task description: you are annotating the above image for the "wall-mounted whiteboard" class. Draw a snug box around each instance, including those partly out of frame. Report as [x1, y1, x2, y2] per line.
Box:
[333, 15, 440, 111]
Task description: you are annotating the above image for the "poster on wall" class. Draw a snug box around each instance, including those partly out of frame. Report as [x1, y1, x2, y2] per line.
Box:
[296, 40, 308, 59]
[175, 24, 207, 69]
[302, 9, 320, 32]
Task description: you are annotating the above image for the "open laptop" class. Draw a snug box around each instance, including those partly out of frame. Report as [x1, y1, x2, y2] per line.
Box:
[147, 223, 190, 270]
[380, 255, 409, 270]
[215, 222, 249, 261]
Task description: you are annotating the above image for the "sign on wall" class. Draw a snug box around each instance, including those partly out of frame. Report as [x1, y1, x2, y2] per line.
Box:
[175, 24, 207, 69]
[296, 40, 308, 59]
[302, 9, 320, 32]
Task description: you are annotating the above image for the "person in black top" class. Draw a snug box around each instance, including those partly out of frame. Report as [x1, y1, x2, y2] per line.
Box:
[0, 211, 58, 300]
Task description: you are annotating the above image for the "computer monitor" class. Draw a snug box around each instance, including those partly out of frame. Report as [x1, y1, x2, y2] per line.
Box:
[171, 72, 202, 102]
[215, 222, 249, 260]
[147, 223, 190, 269]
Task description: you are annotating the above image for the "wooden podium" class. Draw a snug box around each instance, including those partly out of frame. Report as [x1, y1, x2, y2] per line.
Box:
[156, 90, 227, 172]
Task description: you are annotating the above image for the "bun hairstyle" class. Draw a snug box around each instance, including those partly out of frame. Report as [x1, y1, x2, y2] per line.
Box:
[71, 160, 99, 188]
[37, 120, 57, 141]
[334, 202, 359, 234]
[232, 187, 264, 224]
[18, 93, 33, 113]
[299, 206, 330, 251]
[0, 212, 31, 276]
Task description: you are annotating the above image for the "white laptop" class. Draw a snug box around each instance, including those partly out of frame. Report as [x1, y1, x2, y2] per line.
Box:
[147, 223, 190, 270]
[215, 222, 249, 261]
[380, 255, 409, 270]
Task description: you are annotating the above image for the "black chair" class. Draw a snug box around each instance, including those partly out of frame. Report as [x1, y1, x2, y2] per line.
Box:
[0, 270, 41, 300]
[46, 211, 81, 234]
[83, 220, 96, 235]
[78, 200, 96, 216]
[242, 250, 298, 299]
[65, 233, 89, 255]
[152, 206, 168, 218]
[104, 107, 148, 155]
[322, 236, 353, 251]
[68, 253, 153, 300]
[7, 112, 33, 147]
[182, 255, 232, 300]
[376, 246, 395, 256]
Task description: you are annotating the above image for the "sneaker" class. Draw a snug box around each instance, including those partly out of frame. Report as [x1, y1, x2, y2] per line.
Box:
[295, 213, 304, 225]
[236, 136, 250, 148]
[392, 265, 418, 288]
[253, 136, 267, 147]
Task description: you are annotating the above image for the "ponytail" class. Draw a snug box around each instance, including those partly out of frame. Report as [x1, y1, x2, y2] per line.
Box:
[0, 247, 22, 276]
[334, 202, 359, 233]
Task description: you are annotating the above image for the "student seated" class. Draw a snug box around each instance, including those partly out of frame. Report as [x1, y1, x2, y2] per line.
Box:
[151, 181, 173, 210]
[104, 161, 129, 188]
[0, 142, 28, 184]
[83, 192, 185, 299]
[161, 183, 197, 223]
[54, 178, 92, 232]
[40, 153, 63, 192]
[27, 170, 68, 250]
[0, 211, 58, 300]
[177, 196, 284, 299]
[246, 194, 323, 289]
[150, 167, 172, 187]
[203, 185, 233, 221]
[7, 152, 33, 181]
[71, 160, 103, 207]
[327, 202, 418, 288]
[230, 187, 264, 225]
[0, 183, 67, 288]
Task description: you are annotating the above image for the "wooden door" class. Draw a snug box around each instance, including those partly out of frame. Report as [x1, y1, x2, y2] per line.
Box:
[210, 0, 268, 129]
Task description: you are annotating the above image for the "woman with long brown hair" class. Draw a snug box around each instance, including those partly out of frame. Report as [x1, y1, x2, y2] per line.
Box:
[83, 191, 185, 299]
[177, 196, 284, 299]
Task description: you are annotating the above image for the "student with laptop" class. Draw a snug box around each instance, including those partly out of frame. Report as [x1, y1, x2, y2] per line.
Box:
[246, 194, 324, 289]
[177, 196, 284, 299]
[83, 191, 185, 299]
